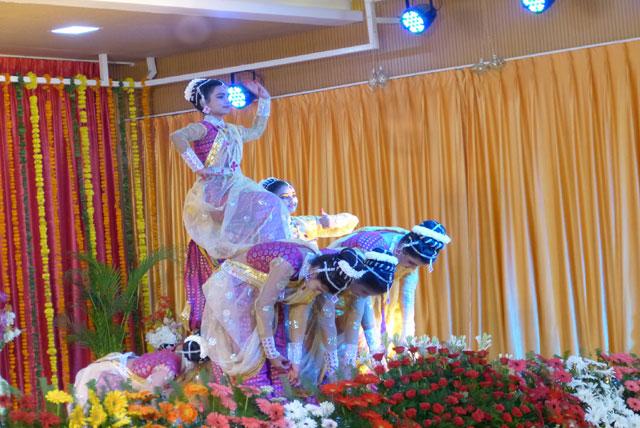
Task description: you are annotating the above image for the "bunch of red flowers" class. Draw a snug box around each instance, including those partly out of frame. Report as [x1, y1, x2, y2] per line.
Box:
[321, 345, 591, 427]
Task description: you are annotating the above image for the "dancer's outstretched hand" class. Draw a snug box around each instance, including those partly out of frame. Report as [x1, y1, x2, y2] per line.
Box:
[319, 208, 332, 228]
[269, 355, 291, 371]
[243, 80, 270, 99]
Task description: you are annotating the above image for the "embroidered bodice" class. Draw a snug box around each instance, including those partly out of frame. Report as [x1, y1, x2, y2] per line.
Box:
[129, 350, 182, 378]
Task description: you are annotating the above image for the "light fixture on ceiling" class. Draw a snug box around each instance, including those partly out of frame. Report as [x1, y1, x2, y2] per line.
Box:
[520, 0, 555, 14]
[400, 0, 438, 35]
[227, 72, 257, 110]
[51, 26, 100, 35]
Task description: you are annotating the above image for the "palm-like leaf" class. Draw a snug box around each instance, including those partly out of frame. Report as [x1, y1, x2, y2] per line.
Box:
[66, 249, 172, 357]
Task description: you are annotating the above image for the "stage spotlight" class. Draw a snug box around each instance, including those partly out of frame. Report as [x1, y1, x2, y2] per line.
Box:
[520, 0, 555, 14]
[400, 0, 437, 35]
[227, 73, 256, 110]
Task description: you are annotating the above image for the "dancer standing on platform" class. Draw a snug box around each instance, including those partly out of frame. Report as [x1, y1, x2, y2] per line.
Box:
[172, 79, 291, 330]
[260, 177, 359, 243]
[330, 220, 451, 351]
[200, 242, 366, 394]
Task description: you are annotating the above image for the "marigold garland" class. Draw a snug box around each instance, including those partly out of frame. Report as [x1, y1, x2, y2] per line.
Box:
[17, 74, 44, 387]
[26, 72, 59, 388]
[93, 83, 113, 266]
[45, 75, 70, 387]
[116, 85, 136, 271]
[125, 77, 151, 319]
[75, 74, 98, 257]
[141, 81, 160, 302]
[2, 73, 20, 392]
[115, 84, 138, 349]
[107, 80, 128, 278]
[58, 80, 85, 255]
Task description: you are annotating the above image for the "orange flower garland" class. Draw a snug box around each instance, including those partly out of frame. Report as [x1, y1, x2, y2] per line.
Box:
[57, 80, 86, 255]
[107, 80, 128, 276]
[141, 81, 160, 300]
[44, 75, 70, 387]
[125, 77, 151, 318]
[75, 74, 97, 257]
[4, 74, 30, 394]
[25, 72, 59, 388]
[93, 84, 113, 266]
[1, 74, 19, 392]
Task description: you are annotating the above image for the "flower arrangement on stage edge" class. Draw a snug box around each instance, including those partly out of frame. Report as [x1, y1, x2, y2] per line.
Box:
[143, 296, 183, 351]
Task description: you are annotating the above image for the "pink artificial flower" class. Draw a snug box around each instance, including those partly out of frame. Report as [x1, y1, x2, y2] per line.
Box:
[508, 359, 527, 372]
[609, 353, 636, 365]
[255, 398, 284, 421]
[206, 412, 231, 428]
[552, 369, 572, 383]
[626, 397, 640, 412]
[546, 357, 564, 370]
[624, 380, 640, 392]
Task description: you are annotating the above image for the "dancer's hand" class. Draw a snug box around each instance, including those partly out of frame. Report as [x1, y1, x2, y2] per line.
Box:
[269, 355, 291, 370]
[243, 80, 270, 99]
[196, 168, 214, 179]
[288, 364, 301, 387]
[318, 208, 332, 228]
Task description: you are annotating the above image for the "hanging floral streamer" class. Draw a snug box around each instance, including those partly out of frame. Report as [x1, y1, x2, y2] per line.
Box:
[25, 72, 59, 388]
[57, 80, 86, 255]
[45, 75, 70, 387]
[2, 73, 21, 392]
[93, 84, 113, 265]
[125, 77, 151, 318]
[115, 84, 138, 350]
[116, 85, 136, 271]
[75, 74, 97, 257]
[107, 81, 128, 277]
[16, 74, 43, 386]
[141, 81, 160, 300]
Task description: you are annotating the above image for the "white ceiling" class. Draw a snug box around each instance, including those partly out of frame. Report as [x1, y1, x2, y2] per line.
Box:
[0, 0, 363, 62]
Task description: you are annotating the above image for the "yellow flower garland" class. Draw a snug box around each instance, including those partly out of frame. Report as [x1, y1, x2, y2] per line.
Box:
[141, 81, 160, 300]
[45, 75, 70, 387]
[125, 77, 150, 318]
[1, 73, 20, 392]
[93, 84, 113, 266]
[26, 71, 59, 387]
[75, 74, 97, 257]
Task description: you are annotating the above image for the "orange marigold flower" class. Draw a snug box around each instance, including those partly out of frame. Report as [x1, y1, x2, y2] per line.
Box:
[177, 402, 199, 424]
[184, 383, 209, 397]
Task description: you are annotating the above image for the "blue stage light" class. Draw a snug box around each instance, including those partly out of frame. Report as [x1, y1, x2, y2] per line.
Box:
[400, 1, 437, 35]
[227, 85, 255, 109]
[227, 72, 257, 109]
[520, 0, 555, 14]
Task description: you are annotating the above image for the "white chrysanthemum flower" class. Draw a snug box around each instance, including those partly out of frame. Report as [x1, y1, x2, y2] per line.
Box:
[299, 418, 317, 428]
[259, 385, 274, 395]
[284, 400, 308, 422]
[304, 404, 323, 418]
[321, 419, 338, 428]
[145, 325, 180, 349]
[319, 402, 335, 417]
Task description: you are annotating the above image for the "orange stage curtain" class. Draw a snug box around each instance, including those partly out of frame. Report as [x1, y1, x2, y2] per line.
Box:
[148, 40, 640, 357]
